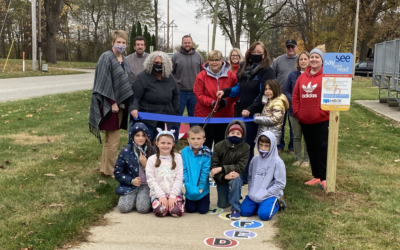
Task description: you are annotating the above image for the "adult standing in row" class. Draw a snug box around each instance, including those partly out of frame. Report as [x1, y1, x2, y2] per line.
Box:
[171, 35, 204, 142]
[292, 45, 329, 190]
[193, 50, 238, 149]
[228, 48, 244, 75]
[217, 41, 275, 184]
[126, 36, 148, 83]
[130, 51, 180, 142]
[285, 51, 310, 168]
[89, 30, 133, 178]
[272, 39, 298, 154]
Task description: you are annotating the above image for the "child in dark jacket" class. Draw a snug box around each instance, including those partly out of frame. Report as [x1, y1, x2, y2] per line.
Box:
[114, 122, 155, 213]
[182, 126, 212, 214]
[240, 131, 287, 221]
[210, 120, 250, 220]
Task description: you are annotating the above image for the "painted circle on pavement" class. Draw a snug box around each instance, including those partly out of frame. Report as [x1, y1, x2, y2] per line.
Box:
[231, 220, 264, 229]
[223, 229, 257, 239]
[219, 212, 247, 220]
[207, 206, 224, 215]
[204, 237, 239, 248]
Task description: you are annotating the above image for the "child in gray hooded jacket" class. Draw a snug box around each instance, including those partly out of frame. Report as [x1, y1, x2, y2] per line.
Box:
[240, 131, 287, 221]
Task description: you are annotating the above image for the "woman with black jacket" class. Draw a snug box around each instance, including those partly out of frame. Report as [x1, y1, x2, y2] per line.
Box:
[217, 41, 275, 183]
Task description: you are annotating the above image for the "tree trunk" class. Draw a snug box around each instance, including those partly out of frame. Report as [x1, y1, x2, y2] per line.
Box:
[359, 38, 369, 61]
[154, 0, 158, 48]
[44, 0, 64, 64]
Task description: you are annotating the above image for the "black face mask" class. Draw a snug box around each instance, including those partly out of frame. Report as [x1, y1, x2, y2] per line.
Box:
[250, 54, 263, 64]
[152, 64, 163, 74]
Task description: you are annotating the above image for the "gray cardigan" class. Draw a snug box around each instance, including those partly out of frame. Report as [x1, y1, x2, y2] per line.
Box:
[130, 70, 180, 127]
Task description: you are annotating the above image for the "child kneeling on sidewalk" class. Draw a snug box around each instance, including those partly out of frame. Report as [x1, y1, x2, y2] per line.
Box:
[240, 131, 287, 221]
[210, 120, 250, 220]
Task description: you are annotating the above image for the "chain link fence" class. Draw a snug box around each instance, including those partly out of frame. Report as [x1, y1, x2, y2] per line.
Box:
[373, 39, 400, 106]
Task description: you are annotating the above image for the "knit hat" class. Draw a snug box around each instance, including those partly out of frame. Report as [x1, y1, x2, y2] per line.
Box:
[228, 124, 243, 134]
[310, 48, 324, 59]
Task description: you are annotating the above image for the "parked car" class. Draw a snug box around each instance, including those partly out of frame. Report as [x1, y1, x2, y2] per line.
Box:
[167, 53, 174, 59]
[355, 61, 374, 77]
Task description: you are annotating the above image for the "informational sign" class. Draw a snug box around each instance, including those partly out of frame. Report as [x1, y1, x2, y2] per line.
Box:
[321, 53, 353, 111]
[207, 206, 224, 215]
[224, 229, 257, 239]
[219, 212, 247, 221]
[231, 220, 263, 229]
[204, 237, 239, 248]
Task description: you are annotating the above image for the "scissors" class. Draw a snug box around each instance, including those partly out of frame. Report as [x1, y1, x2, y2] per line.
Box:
[203, 98, 221, 129]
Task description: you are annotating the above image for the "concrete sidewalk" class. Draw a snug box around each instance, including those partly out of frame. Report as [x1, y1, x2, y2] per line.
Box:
[72, 186, 282, 250]
[355, 100, 400, 123]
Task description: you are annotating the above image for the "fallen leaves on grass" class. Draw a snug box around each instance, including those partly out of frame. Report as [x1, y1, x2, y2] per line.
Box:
[19, 185, 24, 189]
[5, 160, 10, 164]
[395, 159, 400, 163]
[49, 203, 63, 208]
[361, 136, 366, 139]
[4, 120, 9, 124]
[364, 152, 370, 155]
[370, 146, 377, 149]
[97, 178, 107, 184]
[0, 164, 4, 169]
[25, 231, 34, 236]
[304, 242, 316, 250]
[331, 210, 340, 216]
[94, 195, 100, 198]
[19, 247, 33, 250]
[26, 114, 33, 118]
[44, 174, 56, 177]
[52, 154, 59, 160]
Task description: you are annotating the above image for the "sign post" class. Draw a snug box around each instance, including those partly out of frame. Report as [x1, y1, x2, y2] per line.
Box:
[321, 53, 353, 193]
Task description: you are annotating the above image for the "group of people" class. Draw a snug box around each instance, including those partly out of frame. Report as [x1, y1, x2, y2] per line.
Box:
[88, 29, 330, 220]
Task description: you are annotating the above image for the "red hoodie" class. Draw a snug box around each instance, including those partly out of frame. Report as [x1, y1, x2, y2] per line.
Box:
[292, 66, 329, 124]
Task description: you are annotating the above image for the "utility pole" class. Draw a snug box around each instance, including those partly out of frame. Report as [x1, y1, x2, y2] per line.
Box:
[160, 21, 167, 51]
[31, 0, 37, 71]
[211, 0, 219, 50]
[352, 0, 360, 78]
[207, 24, 209, 54]
[169, 20, 177, 51]
[167, 0, 169, 52]
[225, 38, 227, 59]
[38, 0, 42, 71]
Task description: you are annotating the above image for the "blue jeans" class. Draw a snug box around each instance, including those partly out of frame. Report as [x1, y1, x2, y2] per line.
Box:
[216, 177, 243, 212]
[185, 193, 210, 214]
[172, 90, 198, 142]
[242, 121, 258, 183]
[240, 196, 279, 221]
[278, 111, 294, 150]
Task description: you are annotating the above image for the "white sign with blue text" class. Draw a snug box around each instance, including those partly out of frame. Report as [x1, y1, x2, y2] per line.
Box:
[321, 53, 353, 111]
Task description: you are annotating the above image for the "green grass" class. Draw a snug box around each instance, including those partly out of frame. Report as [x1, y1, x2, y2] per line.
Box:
[277, 76, 400, 249]
[0, 59, 87, 79]
[48, 61, 97, 69]
[0, 76, 398, 249]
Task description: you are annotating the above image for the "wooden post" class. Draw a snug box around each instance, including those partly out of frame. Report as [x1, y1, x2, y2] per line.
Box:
[326, 110, 340, 193]
[23, 52, 25, 71]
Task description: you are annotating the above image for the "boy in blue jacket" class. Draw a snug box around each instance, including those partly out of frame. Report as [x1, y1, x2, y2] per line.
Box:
[182, 126, 212, 214]
[240, 131, 287, 221]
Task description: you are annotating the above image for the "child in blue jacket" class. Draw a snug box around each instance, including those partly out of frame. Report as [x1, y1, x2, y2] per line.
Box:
[114, 122, 155, 213]
[181, 126, 212, 214]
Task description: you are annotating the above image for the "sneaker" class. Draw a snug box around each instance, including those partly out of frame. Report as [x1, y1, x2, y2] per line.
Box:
[300, 162, 310, 168]
[319, 180, 326, 190]
[231, 211, 240, 220]
[289, 149, 295, 155]
[278, 148, 283, 154]
[304, 178, 321, 185]
[292, 161, 301, 166]
[278, 199, 287, 211]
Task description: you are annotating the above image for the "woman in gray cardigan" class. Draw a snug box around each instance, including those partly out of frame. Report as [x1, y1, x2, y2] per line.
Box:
[130, 51, 180, 142]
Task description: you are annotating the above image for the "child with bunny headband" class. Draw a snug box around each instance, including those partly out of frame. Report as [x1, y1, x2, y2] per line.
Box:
[146, 127, 185, 217]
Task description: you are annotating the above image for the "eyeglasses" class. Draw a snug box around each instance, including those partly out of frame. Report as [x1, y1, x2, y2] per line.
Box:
[286, 46, 295, 50]
[231, 55, 240, 58]
[209, 59, 221, 63]
[154, 62, 163, 65]
[251, 52, 263, 55]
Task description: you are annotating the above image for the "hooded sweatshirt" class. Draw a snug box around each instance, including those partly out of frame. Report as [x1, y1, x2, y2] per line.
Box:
[292, 66, 329, 124]
[171, 47, 204, 92]
[126, 52, 148, 84]
[193, 61, 238, 118]
[211, 120, 250, 185]
[248, 131, 286, 203]
[181, 145, 212, 201]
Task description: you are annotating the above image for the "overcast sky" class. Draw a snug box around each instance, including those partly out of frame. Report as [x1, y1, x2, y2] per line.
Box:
[157, 1, 247, 57]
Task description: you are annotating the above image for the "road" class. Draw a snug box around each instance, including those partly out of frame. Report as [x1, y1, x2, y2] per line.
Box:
[0, 69, 95, 102]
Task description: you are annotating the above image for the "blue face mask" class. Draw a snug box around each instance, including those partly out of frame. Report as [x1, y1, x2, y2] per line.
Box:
[228, 136, 242, 144]
[259, 149, 269, 158]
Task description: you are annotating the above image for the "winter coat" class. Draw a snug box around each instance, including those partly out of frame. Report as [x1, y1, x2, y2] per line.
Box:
[284, 70, 302, 116]
[248, 131, 286, 203]
[222, 62, 275, 117]
[181, 146, 212, 201]
[292, 66, 330, 124]
[193, 61, 238, 118]
[130, 70, 180, 127]
[171, 47, 204, 92]
[211, 120, 250, 185]
[114, 122, 156, 195]
[254, 94, 289, 144]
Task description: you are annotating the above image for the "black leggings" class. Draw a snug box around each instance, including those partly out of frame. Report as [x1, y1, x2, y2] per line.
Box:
[301, 120, 329, 181]
[202, 123, 228, 149]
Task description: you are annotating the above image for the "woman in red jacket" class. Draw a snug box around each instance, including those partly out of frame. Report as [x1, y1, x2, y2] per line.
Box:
[193, 50, 238, 148]
[292, 45, 329, 190]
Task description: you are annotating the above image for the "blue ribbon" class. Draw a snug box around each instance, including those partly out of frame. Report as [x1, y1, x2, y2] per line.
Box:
[136, 112, 254, 124]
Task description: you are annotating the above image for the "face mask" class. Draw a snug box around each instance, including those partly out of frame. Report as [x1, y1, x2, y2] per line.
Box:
[259, 149, 269, 158]
[113, 44, 126, 54]
[152, 64, 163, 74]
[228, 136, 242, 144]
[250, 54, 263, 64]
